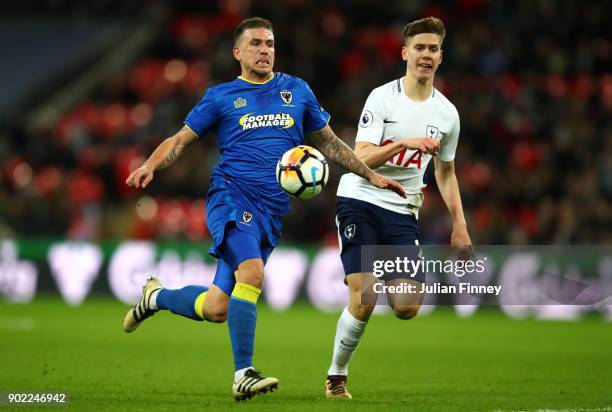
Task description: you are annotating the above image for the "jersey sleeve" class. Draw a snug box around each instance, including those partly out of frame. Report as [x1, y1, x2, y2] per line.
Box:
[184, 88, 219, 138]
[355, 88, 386, 145]
[438, 108, 460, 161]
[301, 80, 331, 133]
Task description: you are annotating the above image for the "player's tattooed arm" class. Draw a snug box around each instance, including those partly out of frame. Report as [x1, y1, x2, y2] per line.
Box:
[145, 126, 196, 171]
[308, 125, 372, 180]
[158, 148, 178, 170]
[126, 125, 197, 189]
[308, 125, 406, 198]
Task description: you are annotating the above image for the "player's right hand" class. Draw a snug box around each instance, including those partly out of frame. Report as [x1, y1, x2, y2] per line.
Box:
[451, 225, 475, 261]
[368, 172, 407, 198]
[126, 164, 155, 189]
[404, 137, 439, 155]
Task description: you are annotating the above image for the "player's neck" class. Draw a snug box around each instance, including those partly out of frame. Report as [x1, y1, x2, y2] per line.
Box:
[239, 70, 274, 84]
[402, 75, 434, 101]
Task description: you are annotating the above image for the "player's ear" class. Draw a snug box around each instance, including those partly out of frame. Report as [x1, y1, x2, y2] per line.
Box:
[401, 46, 409, 62]
[439, 48, 443, 65]
[233, 45, 241, 62]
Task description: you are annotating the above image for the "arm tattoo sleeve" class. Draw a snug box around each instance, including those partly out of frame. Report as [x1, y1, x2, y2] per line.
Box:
[308, 126, 371, 180]
[157, 148, 178, 170]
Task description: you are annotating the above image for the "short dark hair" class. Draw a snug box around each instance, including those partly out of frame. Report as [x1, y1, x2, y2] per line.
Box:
[402, 17, 446, 45]
[233, 17, 273, 45]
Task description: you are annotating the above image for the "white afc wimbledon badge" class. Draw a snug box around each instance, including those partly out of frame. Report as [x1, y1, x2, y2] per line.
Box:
[280, 90, 292, 105]
[242, 211, 253, 225]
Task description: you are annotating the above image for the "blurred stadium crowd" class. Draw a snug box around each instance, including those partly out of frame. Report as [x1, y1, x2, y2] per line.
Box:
[0, 0, 610, 245]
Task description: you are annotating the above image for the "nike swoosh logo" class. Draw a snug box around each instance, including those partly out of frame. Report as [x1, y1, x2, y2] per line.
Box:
[340, 340, 357, 347]
[383, 119, 398, 123]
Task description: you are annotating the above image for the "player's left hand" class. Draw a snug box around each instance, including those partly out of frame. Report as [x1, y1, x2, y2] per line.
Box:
[451, 225, 474, 260]
[368, 172, 407, 198]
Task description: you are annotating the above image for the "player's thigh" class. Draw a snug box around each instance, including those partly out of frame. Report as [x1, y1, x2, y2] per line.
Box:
[218, 224, 262, 269]
[203, 284, 231, 323]
[385, 278, 423, 320]
[218, 225, 265, 288]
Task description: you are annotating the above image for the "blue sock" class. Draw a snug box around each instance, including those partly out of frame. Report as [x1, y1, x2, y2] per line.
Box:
[156, 286, 208, 321]
[228, 283, 261, 371]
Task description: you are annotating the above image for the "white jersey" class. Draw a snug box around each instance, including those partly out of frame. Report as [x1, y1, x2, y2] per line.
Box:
[337, 77, 460, 215]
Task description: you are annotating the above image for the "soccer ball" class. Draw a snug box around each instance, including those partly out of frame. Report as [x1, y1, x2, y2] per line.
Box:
[276, 145, 329, 199]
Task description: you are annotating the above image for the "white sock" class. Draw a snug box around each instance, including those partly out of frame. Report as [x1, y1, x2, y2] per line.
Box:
[234, 366, 253, 382]
[148, 289, 161, 310]
[327, 307, 367, 376]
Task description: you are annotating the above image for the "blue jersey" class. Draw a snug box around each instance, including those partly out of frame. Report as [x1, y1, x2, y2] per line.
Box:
[184, 72, 330, 215]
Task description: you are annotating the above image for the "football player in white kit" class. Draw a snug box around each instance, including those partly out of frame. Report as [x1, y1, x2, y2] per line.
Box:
[325, 17, 473, 399]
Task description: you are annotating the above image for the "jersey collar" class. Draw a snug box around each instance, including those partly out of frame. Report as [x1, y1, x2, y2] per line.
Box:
[400, 76, 435, 101]
[237, 72, 275, 85]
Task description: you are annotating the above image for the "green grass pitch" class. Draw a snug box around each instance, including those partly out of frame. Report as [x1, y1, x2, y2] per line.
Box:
[1, 297, 611, 411]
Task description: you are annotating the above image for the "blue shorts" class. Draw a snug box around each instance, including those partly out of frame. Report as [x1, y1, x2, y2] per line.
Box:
[336, 196, 423, 282]
[206, 178, 281, 295]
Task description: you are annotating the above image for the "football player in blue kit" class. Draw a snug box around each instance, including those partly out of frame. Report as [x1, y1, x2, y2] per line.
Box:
[123, 17, 406, 401]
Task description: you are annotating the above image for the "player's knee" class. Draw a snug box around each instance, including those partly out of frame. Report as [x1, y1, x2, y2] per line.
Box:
[393, 304, 420, 320]
[349, 302, 375, 322]
[235, 259, 265, 289]
[204, 307, 227, 323]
